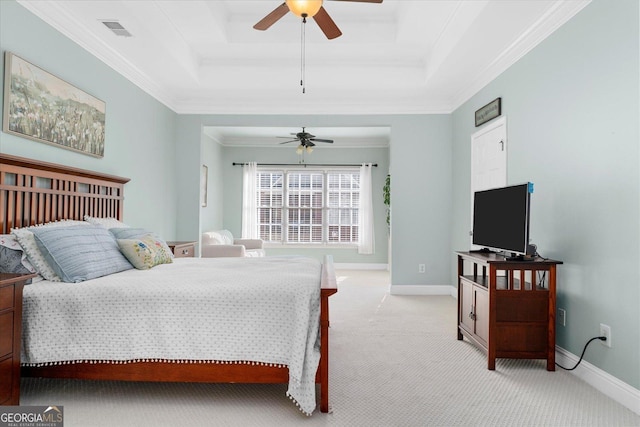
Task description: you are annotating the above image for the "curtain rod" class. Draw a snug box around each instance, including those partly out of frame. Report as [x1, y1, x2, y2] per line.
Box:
[232, 162, 377, 167]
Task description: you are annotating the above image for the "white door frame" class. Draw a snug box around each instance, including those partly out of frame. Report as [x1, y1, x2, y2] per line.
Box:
[470, 116, 507, 249]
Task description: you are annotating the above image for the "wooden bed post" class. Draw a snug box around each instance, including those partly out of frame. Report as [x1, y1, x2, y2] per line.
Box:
[319, 255, 338, 413]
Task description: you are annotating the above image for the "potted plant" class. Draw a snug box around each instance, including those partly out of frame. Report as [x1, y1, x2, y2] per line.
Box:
[383, 174, 390, 228]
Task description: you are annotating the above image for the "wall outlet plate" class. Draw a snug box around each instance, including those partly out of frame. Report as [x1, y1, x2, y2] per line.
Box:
[558, 308, 566, 326]
[599, 323, 612, 348]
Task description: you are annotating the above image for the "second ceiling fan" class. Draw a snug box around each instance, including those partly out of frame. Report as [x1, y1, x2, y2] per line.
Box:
[254, 0, 383, 40]
[279, 127, 334, 148]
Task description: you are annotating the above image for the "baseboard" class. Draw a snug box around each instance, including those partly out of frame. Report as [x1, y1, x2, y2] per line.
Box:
[556, 346, 640, 416]
[389, 285, 456, 296]
[334, 263, 388, 270]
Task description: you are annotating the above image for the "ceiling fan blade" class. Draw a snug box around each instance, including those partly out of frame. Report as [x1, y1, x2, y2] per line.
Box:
[310, 138, 334, 143]
[330, 0, 383, 2]
[313, 7, 342, 40]
[253, 3, 289, 31]
[279, 139, 300, 144]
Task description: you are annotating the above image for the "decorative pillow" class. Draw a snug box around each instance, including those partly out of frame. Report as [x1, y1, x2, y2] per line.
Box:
[31, 224, 133, 283]
[117, 234, 173, 270]
[110, 227, 174, 258]
[0, 246, 32, 274]
[0, 234, 36, 274]
[11, 220, 89, 281]
[84, 215, 130, 229]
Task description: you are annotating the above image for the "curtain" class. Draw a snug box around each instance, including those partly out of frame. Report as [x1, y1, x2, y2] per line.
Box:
[358, 163, 375, 254]
[241, 162, 258, 239]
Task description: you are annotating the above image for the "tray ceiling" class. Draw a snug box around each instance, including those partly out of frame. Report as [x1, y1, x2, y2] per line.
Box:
[18, 0, 590, 115]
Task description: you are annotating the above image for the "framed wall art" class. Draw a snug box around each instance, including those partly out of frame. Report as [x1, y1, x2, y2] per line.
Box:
[2, 52, 106, 157]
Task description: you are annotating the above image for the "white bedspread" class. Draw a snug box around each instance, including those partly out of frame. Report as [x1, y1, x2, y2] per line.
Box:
[21, 256, 322, 414]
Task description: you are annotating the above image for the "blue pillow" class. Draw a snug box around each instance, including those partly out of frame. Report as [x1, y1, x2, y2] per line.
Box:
[109, 227, 153, 240]
[32, 224, 133, 283]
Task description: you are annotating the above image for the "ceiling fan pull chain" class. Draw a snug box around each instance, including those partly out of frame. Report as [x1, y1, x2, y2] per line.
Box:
[300, 16, 306, 94]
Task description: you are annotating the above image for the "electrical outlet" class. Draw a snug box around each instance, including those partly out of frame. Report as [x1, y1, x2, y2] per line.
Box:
[418, 264, 426, 273]
[558, 308, 566, 326]
[599, 323, 612, 348]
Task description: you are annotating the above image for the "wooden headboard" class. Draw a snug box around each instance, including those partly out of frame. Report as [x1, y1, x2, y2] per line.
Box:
[0, 154, 130, 234]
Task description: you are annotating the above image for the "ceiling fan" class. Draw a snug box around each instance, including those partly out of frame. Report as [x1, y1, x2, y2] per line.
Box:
[279, 127, 334, 152]
[254, 0, 383, 40]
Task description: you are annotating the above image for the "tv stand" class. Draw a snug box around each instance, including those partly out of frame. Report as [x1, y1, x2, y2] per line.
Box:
[456, 251, 562, 371]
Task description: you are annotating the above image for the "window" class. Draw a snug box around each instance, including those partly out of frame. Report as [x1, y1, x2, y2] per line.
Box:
[256, 169, 360, 245]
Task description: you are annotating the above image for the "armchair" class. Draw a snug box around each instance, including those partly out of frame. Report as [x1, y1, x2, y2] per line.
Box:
[201, 230, 265, 258]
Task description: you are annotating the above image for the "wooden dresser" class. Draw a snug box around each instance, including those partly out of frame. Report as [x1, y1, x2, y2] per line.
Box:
[0, 273, 36, 405]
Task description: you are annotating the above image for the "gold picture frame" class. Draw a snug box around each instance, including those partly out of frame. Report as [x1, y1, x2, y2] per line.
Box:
[2, 52, 106, 157]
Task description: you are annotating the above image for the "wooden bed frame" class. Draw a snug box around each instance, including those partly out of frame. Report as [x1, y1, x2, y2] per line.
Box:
[0, 153, 338, 413]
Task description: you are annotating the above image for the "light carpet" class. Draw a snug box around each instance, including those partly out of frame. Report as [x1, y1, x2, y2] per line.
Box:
[19, 269, 640, 426]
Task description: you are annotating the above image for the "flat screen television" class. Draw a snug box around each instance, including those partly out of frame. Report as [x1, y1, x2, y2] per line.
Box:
[472, 182, 533, 256]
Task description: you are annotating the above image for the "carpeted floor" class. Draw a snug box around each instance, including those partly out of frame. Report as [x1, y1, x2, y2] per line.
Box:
[19, 269, 640, 426]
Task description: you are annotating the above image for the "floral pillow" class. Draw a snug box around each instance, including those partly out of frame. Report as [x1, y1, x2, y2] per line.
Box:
[117, 234, 173, 270]
[110, 227, 174, 259]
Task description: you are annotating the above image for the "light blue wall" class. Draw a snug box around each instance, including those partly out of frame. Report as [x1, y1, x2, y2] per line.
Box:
[390, 115, 452, 286]
[0, 1, 178, 240]
[451, 0, 639, 389]
[200, 134, 224, 236]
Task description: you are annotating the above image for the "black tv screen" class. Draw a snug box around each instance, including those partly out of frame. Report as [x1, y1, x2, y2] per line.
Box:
[472, 183, 532, 255]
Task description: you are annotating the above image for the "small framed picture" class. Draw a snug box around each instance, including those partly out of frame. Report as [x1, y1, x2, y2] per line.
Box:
[475, 98, 501, 127]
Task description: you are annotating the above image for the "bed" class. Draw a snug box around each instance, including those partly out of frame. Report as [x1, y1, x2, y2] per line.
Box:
[0, 153, 337, 415]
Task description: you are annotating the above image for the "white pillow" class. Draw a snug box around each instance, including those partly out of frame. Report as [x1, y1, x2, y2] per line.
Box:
[84, 215, 130, 229]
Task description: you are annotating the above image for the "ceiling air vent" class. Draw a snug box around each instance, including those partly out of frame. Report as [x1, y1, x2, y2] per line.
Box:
[100, 20, 132, 37]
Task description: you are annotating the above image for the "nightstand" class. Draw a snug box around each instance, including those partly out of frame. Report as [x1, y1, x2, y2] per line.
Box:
[167, 241, 196, 258]
[0, 273, 36, 405]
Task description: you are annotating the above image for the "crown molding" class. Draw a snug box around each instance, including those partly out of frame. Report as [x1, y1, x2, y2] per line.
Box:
[17, 0, 178, 110]
[450, 0, 591, 110]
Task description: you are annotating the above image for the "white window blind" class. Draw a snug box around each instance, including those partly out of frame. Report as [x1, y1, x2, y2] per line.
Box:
[257, 171, 283, 242]
[327, 172, 359, 243]
[255, 168, 363, 245]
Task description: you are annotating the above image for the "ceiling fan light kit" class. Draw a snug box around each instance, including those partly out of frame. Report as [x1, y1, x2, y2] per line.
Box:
[286, 0, 323, 18]
[280, 127, 332, 157]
